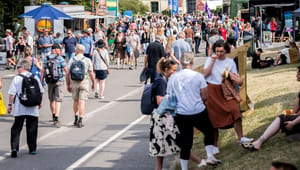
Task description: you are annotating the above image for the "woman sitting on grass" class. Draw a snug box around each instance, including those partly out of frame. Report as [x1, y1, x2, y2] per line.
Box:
[243, 66, 300, 151]
[274, 41, 300, 66]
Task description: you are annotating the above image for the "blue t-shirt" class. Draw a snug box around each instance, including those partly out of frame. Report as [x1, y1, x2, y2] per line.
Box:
[43, 54, 66, 82]
[62, 37, 77, 53]
[234, 26, 239, 40]
[80, 36, 93, 54]
[54, 38, 63, 45]
[39, 35, 53, 53]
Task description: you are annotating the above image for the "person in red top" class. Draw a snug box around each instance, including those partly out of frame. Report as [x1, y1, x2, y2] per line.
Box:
[270, 17, 278, 42]
[219, 23, 227, 40]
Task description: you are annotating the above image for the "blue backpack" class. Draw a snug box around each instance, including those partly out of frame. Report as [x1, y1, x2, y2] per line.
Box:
[70, 57, 85, 81]
[30, 58, 41, 80]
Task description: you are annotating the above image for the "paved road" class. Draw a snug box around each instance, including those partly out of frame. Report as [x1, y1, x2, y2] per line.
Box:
[0, 47, 207, 170]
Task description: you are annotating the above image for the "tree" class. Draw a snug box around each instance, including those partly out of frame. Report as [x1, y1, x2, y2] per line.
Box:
[119, 0, 149, 15]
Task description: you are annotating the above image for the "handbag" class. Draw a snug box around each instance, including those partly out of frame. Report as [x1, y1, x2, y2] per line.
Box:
[134, 49, 140, 58]
[139, 68, 149, 83]
[96, 49, 110, 74]
[0, 91, 7, 116]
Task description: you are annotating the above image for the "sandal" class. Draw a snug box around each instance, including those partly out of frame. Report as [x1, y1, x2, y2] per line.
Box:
[242, 143, 258, 151]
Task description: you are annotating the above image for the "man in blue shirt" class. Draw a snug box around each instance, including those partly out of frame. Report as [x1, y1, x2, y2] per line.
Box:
[233, 22, 239, 47]
[39, 29, 53, 59]
[79, 30, 93, 60]
[43, 44, 68, 127]
[62, 29, 77, 61]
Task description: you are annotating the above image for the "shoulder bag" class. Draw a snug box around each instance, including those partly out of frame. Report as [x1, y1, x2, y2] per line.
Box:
[96, 49, 110, 74]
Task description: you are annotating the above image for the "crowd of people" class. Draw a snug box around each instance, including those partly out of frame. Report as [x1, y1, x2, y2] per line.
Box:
[3, 12, 300, 169]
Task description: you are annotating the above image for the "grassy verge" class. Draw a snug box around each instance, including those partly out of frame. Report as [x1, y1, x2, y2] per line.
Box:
[176, 64, 300, 170]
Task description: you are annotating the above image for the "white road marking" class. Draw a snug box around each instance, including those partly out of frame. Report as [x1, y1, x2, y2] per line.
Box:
[0, 86, 143, 161]
[2, 74, 16, 78]
[65, 115, 146, 170]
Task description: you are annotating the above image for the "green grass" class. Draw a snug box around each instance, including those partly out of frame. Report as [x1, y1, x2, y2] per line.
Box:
[175, 64, 300, 170]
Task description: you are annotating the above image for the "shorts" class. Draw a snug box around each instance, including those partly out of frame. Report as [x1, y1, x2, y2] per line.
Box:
[95, 70, 108, 80]
[271, 30, 276, 33]
[41, 52, 51, 59]
[279, 114, 300, 136]
[71, 79, 89, 100]
[6, 51, 12, 58]
[47, 81, 64, 102]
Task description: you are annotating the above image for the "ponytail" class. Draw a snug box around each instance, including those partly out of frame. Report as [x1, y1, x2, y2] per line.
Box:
[156, 57, 177, 74]
[24, 46, 32, 57]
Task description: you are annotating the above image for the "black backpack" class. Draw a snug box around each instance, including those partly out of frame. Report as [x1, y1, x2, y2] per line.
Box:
[70, 57, 85, 81]
[18, 74, 42, 107]
[44, 56, 60, 83]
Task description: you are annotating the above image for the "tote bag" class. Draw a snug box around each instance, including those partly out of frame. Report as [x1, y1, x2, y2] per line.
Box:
[0, 91, 7, 116]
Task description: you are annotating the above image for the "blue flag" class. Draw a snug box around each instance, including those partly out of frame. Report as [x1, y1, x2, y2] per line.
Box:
[172, 0, 178, 15]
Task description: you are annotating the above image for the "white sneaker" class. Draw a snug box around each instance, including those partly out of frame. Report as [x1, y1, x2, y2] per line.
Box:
[240, 137, 254, 144]
[197, 159, 207, 168]
[206, 156, 222, 165]
[212, 146, 220, 155]
[99, 96, 104, 99]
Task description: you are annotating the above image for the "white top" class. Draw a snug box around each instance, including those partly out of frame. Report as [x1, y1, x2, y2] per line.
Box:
[92, 49, 110, 70]
[94, 31, 105, 42]
[167, 69, 207, 115]
[5, 35, 13, 51]
[8, 72, 44, 117]
[26, 35, 34, 49]
[280, 48, 291, 64]
[204, 57, 238, 85]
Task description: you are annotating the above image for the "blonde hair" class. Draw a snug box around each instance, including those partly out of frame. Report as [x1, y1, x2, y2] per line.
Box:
[156, 57, 177, 74]
[76, 44, 85, 54]
[24, 46, 32, 57]
[180, 52, 194, 67]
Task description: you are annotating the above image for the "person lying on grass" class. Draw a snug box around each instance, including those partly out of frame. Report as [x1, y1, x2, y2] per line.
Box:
[243, 66, 300, 151]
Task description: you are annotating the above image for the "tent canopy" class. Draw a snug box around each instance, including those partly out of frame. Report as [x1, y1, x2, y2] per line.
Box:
[293, 8, 300, 17]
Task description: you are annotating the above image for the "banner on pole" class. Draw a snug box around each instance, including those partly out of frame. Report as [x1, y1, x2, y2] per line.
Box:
[172, 0, 178, 15]
[284, 11, 293, 32]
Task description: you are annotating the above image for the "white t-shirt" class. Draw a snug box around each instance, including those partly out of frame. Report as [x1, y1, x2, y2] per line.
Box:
[167, 69, 207, 115]
[204, 57, 237, 85]
[5, 35, 13, 51]
[8, 72, 44, 117]
[280, 48, 290, 64]
[26, 35, 34, 49]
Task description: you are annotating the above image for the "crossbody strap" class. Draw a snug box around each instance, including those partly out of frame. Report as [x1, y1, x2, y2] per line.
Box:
[96, 49, 109, 69]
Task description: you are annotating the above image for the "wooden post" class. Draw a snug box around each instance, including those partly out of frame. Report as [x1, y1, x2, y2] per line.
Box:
[228, 42, 251, 111]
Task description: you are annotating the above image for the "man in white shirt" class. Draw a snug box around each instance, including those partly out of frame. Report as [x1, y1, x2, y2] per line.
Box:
[5, 29, 16, 69]
[26, 31, 34, 49]
[7, 59, 44, 158]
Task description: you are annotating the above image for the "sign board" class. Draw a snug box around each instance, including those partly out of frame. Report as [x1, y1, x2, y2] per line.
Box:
[284, 11, 293, 32]
[263, 31, 272, 47]
[197, 0, 205, 11]
[35, 19, 53, 33]
[97, 0, 107, 16]
[124, 10, 133, 20]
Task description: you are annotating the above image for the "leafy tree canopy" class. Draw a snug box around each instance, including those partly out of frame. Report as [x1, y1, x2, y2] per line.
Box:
[119, 0, 149, 15]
